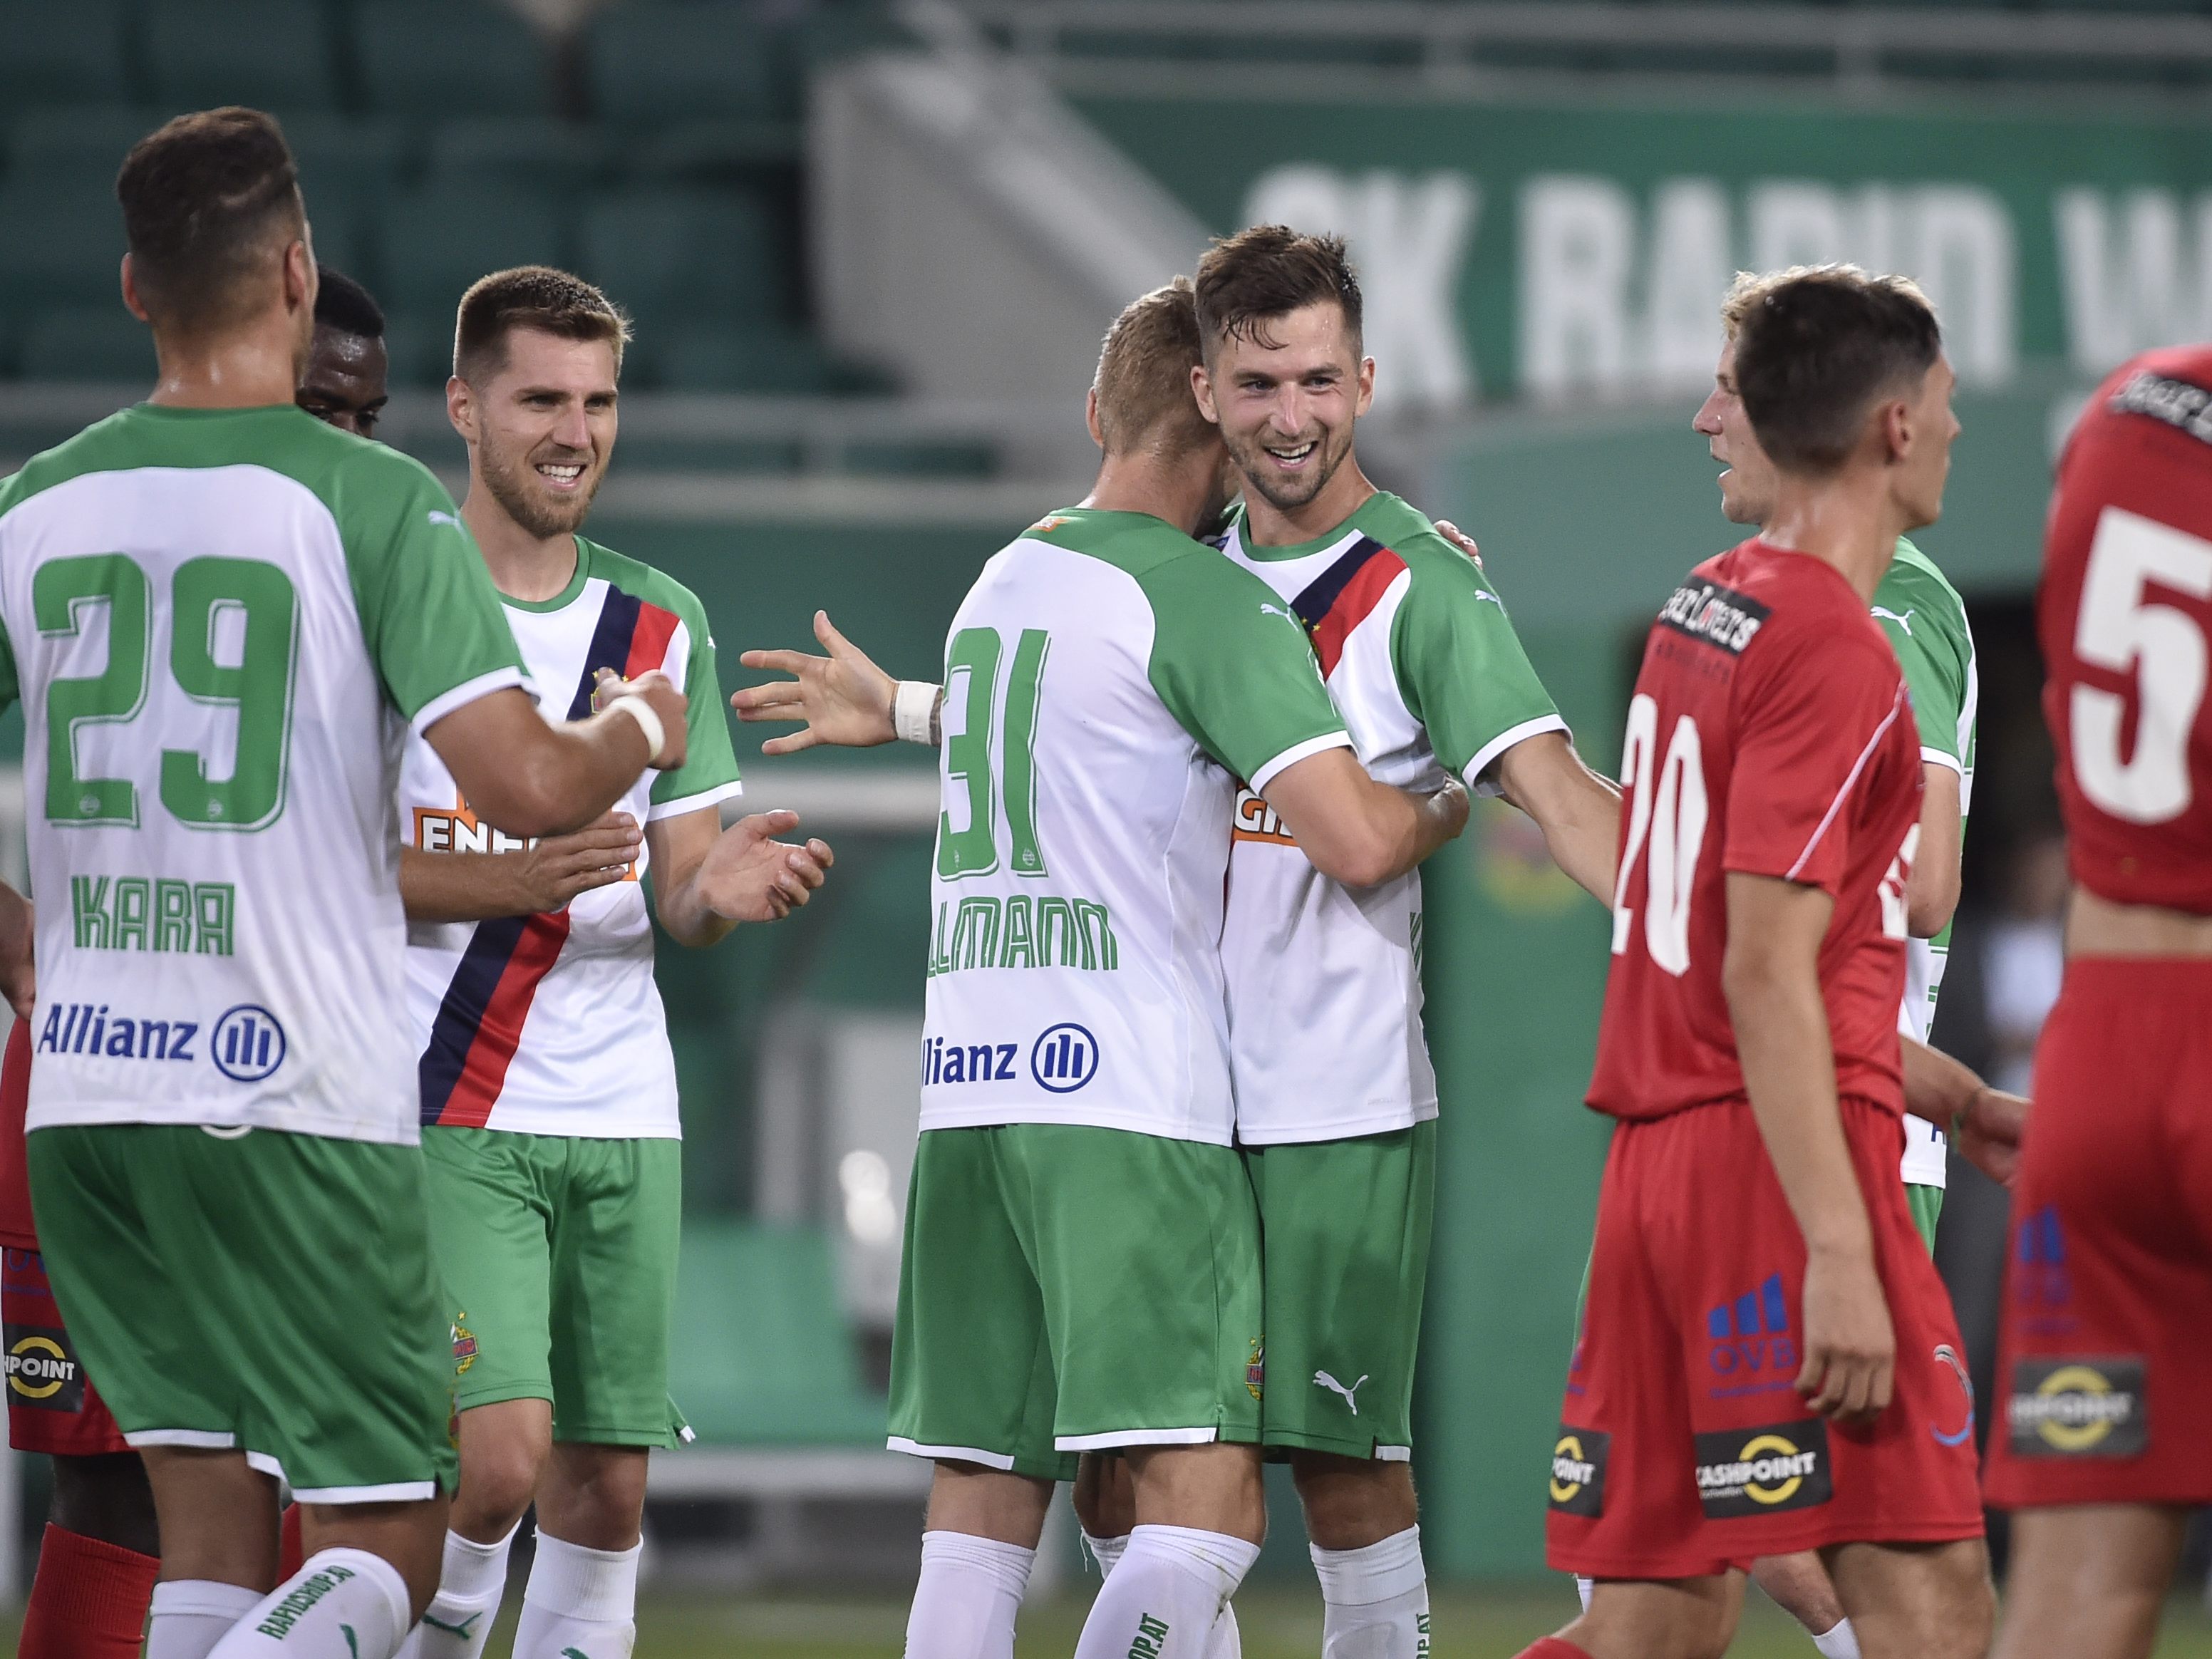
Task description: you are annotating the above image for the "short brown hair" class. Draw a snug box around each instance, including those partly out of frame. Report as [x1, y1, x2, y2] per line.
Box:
[1192, 225, 1363, 361]
[116, 107, 304, 333]
[1091, 277, 1214, 458]
[453, 266, 631, 385]
[1726, 265, 1942, 475]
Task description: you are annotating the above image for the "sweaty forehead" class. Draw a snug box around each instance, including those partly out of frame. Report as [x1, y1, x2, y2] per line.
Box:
[301, 326, 386, 401]
[1215, 300, 1358, 374]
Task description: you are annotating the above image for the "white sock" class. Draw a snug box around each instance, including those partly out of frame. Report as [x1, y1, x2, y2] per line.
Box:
[1084, 1531, 1129, 1578]
[206, 1549, 413, 1659]
[1311, 1527, 1429, 1659]
[396, 1524, 519, 1659]
[148, 1580, 264, 1659]
[1072, 1524, 1261, 1659]
[1812, 1618, 1863, 1659]
[902, 1529, 1037, 1659]
[512, 1533, 641, 1659]
[1576, 1576, 1593, 1614]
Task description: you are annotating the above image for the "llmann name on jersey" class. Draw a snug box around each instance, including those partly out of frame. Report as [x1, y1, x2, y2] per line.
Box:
[926, 893, 1119, 977]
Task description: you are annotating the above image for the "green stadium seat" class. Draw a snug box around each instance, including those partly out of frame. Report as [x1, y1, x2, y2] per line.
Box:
[586, 4, 785, 125]
[378, 311, 456, 389]
[577, 187, 787, 334]
[0, 1, 134, 111]
[629, 118, 802, 180]
[668, 1221, 887, 1447]
[18, 306, 153, 382]
[0, 181, 126, 311]
[373, 185, 569, 317]
[144, 1, 341, 113]
[282, 113, 410, 203]
[634, 321, 840, 395]
[424, 118, 609, 187]
[353, 1, 552, 118]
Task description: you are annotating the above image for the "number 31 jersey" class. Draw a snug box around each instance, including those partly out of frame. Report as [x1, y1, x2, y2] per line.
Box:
[1588, 539, 1923, 1123]
[0, 405, 531, 1143]
[2041, 346, 2212, 914]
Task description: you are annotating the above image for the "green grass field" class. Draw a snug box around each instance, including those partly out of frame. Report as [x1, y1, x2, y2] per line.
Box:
[583, 1583, 2212, 1659]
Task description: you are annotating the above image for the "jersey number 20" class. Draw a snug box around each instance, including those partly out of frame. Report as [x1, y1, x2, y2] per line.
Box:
[1612, 692, 1707, 978]
[37, 553, 299, 832]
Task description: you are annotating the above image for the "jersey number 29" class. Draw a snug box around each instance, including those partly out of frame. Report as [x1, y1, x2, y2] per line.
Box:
[38, 553, 299, 832]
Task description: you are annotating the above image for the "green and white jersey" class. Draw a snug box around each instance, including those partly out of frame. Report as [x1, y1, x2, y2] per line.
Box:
[0, 404, 531, 1143]
[1874, 535, 1977, 1189]
[1217, 492, 1565, 1143]
[922, 506, 1350, 1144]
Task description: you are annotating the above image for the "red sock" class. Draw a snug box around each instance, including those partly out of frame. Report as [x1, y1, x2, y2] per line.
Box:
[19, 1523, 160, 1659]
[1517, 1641, 1596, 1659]
[278, 1504, 306, 1578]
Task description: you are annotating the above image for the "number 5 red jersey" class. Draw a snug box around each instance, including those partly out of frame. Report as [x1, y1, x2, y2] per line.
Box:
[2041, 346, 2212, 914]
[1587, 540, 1925, 1123]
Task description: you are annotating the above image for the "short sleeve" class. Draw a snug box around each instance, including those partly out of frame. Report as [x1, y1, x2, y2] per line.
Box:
[648, 592, 744, 819]
[1876, 581, 1970, 774]
[336, 450, 532, 730]
[1724, 625, 1911, 896]
[1139, 554, 1349, 790]
[0, 611, 17, 716]
[1392, 549, 1566, 789]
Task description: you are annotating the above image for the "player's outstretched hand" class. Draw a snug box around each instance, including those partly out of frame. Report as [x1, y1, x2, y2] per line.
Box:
[731, 611, 899, 755]
[515, 812, 641, 913]
[592, 668, 690, 770]
[1432, 519, 1481, 565]
[1796, 1246, 1896, 1423]
[1956, 1087, 2028, 1189]
[693, 809, 834, 922]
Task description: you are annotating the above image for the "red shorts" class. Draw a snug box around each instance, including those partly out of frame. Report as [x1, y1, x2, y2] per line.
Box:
[3, 1246, 129, 1457]
[1546, 1097, 1983, 1579]
[1985, 958, 2212, 1509]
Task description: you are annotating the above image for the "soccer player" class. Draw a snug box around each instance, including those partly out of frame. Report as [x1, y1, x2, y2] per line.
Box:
[396, 266, 831, 1659]
[0, 254, 408, 1659]
[1980, 348, 2212, 1659]
[296, 264, 389, 439]
[1672, 274, 1981, 1659]
[1526, 267, 1990, 1659]
[771, 277, 1463, 1659]
[1, 108, 687, 1659]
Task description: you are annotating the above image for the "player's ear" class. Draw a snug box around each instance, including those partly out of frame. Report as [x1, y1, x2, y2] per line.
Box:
[446, 374, 475, 443]
[1085, 387, 1104, 450]
[1190, 361, 1220, 424]
[1355, 356, 1376, 419]
[119, 254, 150, 324]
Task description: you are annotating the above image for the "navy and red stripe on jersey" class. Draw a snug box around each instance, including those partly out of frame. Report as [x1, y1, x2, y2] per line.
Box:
[2040, 345, 2212, 914]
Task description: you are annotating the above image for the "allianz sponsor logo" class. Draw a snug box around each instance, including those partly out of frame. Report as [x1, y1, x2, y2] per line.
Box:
[33, 1001, 286, 1082]
[922, 1022, 1100, 1092]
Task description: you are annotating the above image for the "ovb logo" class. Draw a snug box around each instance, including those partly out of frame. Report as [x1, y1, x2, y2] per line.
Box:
[211, 1005, 286, 1082]
[1030, 1023, 1098, 1092]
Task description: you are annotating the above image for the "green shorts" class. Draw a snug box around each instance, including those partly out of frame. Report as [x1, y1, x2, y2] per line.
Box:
[28, 1124, 457, 1502]
[424, 1128, 685, 1447]
[888, 1124, 1263, 1481]
[1907, 1182, 1943, 1255]
[1244, 1121, 1435, 1460]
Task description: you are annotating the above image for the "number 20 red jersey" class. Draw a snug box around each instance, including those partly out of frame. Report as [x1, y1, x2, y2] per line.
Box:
[1587, 540, 1926, 1122]
[2041, 346, 2212, 914]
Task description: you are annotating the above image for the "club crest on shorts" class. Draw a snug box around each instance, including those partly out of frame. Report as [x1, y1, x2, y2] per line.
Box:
[2006, 1355, 2146, 1457]
[1932, 1343, 1975, 1447]
[1549, 1424, 1608, 1516]
[452, 1318, 477, 1376]
[1692, 1420, 1833, 1517]
[1245, 1337, 1265, 1401]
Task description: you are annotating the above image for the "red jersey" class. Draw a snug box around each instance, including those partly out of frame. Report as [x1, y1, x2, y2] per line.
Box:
[0, 1020, 31, 1250]
[1587, 541, 1924, 1122]
[2040, 346, 2212, 914]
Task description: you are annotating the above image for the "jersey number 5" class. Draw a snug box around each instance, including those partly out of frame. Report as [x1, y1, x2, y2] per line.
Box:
[2072, 507, 2212, 825]
[1612, 692, 1708, 978]
[37, 553, 299, 832]
[938, 626, 1050, 881]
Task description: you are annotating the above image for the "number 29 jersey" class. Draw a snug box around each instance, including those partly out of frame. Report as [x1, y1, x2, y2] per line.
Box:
[2040, 346, 2212, 914]
[1587, 540, 1924, 1122]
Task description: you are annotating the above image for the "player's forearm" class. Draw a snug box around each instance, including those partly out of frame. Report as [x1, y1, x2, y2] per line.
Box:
[475, 715, 656, 839]
[1498, 737, 1621, 903]
[1306, 782, 1446, 887]
[400, 847, 541, 923]
[651, 872, 739, 950]
[1726, 965, 1874, 1259]
[1901, 1036, 1985, 1132]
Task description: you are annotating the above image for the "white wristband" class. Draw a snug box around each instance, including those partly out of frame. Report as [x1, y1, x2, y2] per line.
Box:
[894, 680, 941, 746]
[606, 693, 668, 766]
